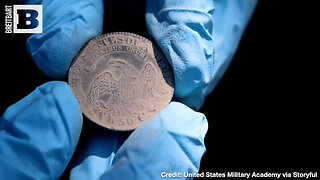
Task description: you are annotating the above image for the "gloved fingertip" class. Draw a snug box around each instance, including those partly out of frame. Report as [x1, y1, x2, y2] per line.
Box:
[70, 126, 125, 170]
[26, 0, 104, 79]
[26, 35, 69, 79]
[174, 89, 207, 111]
[70, 153, 115, 180]
[155, 102, 208, 143]
[97, 102, 208, 179]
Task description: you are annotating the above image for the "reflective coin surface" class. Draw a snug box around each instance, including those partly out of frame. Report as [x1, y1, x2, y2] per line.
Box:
[68, 32, 174, 131]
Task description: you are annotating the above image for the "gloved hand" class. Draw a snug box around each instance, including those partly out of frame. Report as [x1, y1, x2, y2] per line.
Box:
[1, 0, 257, 179]
[0, 81, 207, 179]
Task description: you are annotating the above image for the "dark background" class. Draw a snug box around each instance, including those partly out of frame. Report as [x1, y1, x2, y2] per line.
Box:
[1, 0, 318, 178]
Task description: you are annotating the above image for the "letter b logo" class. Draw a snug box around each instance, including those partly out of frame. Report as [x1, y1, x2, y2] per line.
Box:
[13, 5, 42, 33]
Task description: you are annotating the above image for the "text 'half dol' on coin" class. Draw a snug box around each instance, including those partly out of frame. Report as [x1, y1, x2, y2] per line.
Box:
[68, 32, 174, 131]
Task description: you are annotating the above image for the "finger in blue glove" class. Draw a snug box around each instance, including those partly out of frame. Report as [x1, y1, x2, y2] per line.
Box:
[70, 102, 208, 180]
[0, 81, 82, 179]
[146, 0, 258, 110]
[22, 0, 104, 79]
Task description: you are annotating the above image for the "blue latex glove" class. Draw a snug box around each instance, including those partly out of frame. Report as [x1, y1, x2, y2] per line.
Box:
[21, 0, 104, 79]
[0, 82, 82, 179]
[146, 0, 258, 110]
[1, 0, 257, 179]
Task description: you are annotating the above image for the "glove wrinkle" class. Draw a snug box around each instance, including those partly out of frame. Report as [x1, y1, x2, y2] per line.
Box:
[146, 0, 215, 110]
[167, 131, 202, 171]
[51, 92, 73, 149]
[157, 9, 214, 41]
[70, 154, 115, 180]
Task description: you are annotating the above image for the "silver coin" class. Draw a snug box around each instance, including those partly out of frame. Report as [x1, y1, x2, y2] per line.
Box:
[68, 32, 174, 131]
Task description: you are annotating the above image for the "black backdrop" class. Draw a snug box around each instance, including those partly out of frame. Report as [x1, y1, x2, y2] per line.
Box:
[1, 0, 318, 178]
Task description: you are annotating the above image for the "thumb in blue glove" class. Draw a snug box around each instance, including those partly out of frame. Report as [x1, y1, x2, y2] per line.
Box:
[146, 0, 258, 110]
[70, 102, 208, 180]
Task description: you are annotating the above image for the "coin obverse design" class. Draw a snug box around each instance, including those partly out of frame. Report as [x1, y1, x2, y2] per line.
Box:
[68, 32, 174, 131]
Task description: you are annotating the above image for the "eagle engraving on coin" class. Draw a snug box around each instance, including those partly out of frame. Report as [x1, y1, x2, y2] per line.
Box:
[68, 32, 174, 131]
[87, 60, 157, 121]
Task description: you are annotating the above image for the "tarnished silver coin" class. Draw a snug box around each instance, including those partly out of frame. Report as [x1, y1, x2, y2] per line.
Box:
[68, 32, 174, 131]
